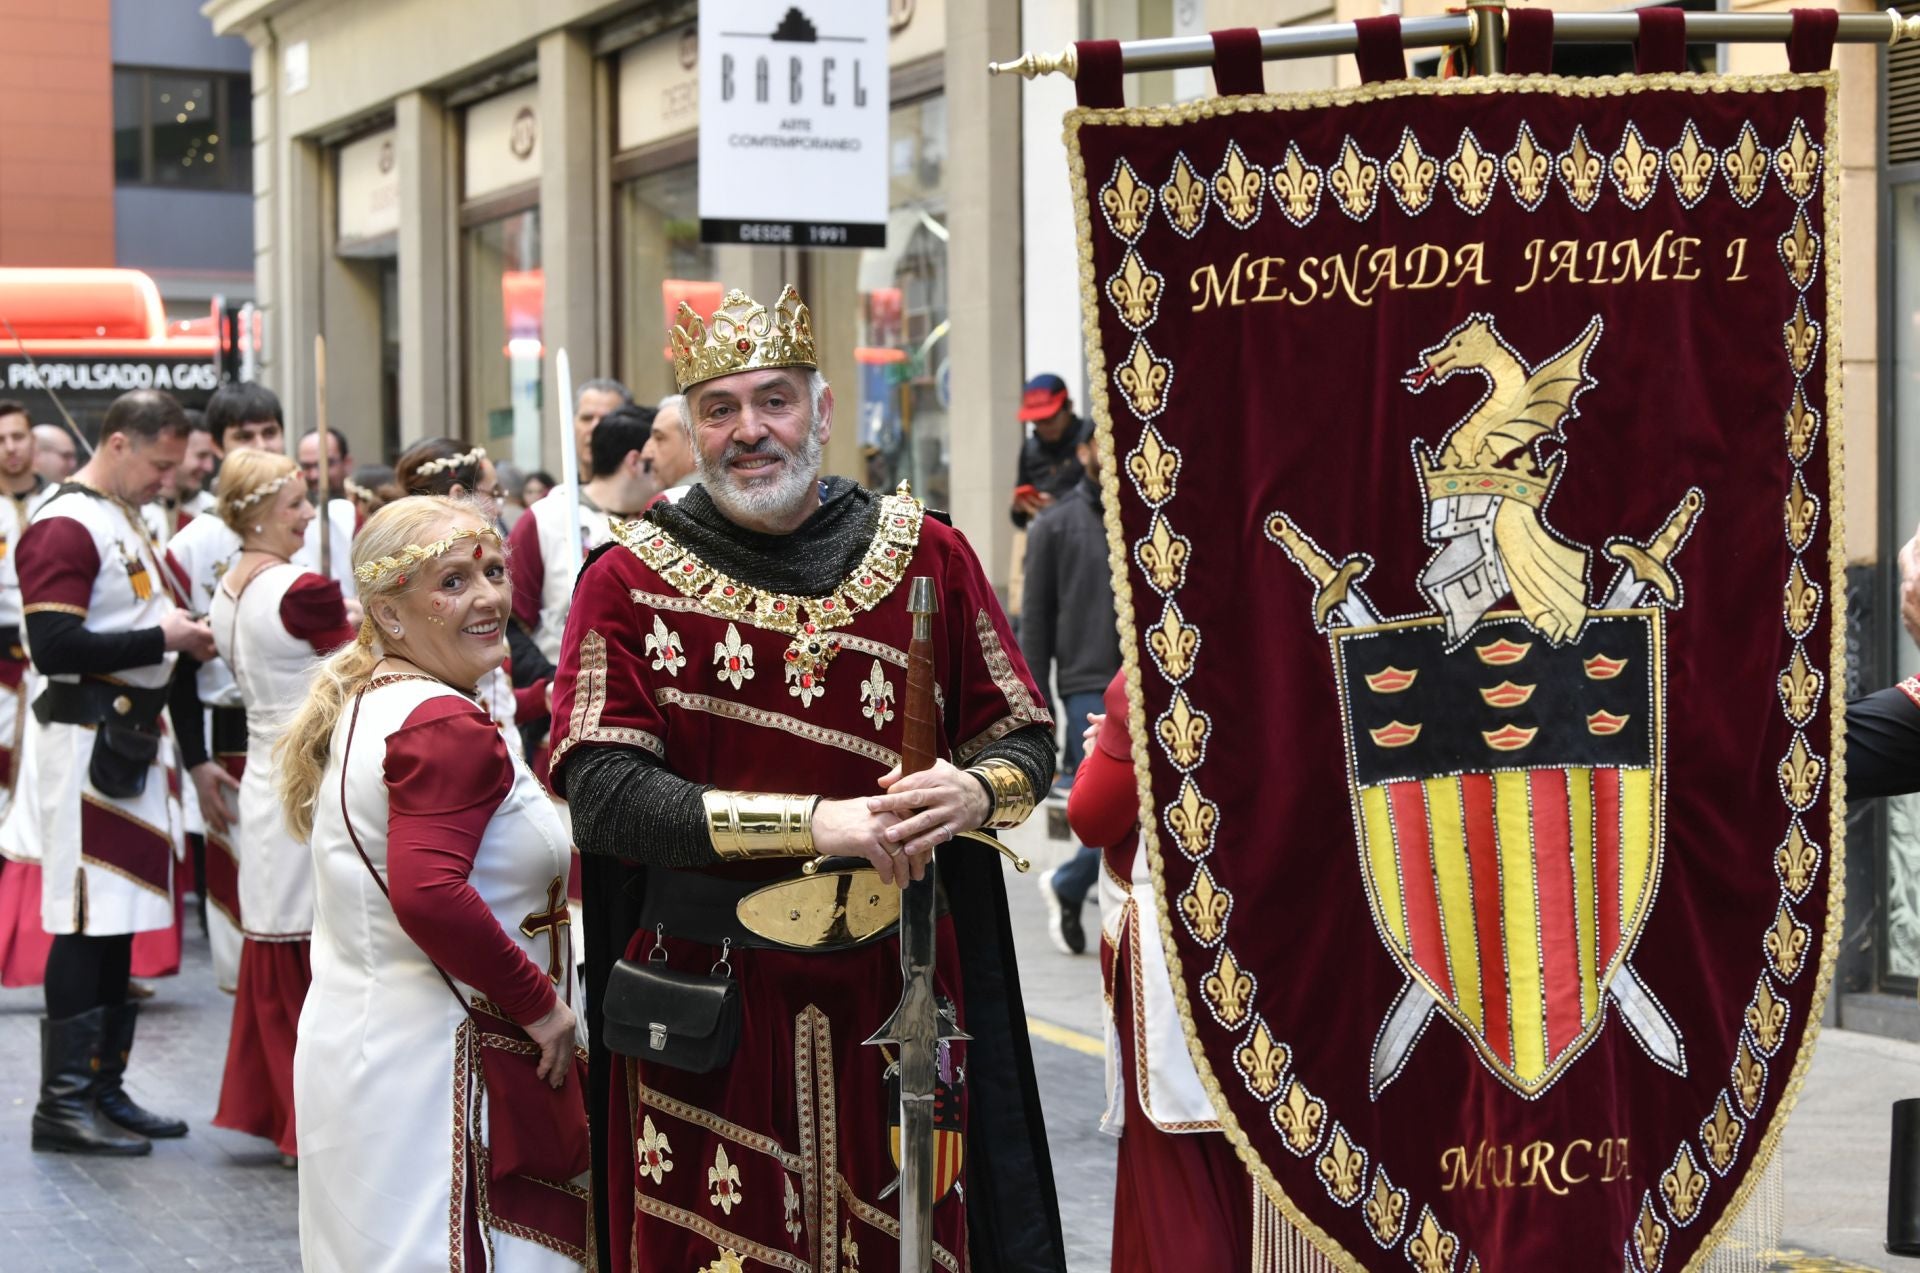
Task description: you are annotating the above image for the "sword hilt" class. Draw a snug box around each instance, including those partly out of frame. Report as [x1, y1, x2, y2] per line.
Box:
[1265, 512, 1372, 628]
[1603, 488, 1704, 606]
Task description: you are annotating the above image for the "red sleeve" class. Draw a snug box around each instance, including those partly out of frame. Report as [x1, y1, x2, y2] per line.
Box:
[280, 572, 355, 654]
[514, 677, 549, 723]
[547, 548, 668, 795]
[1068, 743, 1141, 850]
[17, 516, 101, 616]
[385, 697, 558, 1026]
[507, 509, 545, 632]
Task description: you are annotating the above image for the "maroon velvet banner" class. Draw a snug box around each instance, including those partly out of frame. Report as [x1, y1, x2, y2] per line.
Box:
[1070, 73, 1841, 1271]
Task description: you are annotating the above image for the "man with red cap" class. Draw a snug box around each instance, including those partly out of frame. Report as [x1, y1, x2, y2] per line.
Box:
[1009, 373, 1090, 527]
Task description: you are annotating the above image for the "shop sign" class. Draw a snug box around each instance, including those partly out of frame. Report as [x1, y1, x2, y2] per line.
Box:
[337, 128, 400, 244]
[4, 360, 220, 394]
[464, 84, 540, 201]
[698, 2, 888, 249]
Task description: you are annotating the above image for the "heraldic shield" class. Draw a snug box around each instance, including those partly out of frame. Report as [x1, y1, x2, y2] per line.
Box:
[1068, 66, 1842, 1273]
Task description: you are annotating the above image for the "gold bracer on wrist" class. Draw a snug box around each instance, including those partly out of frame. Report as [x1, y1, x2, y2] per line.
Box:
[703, 791, 818, 859]
[968, 759, 1037, 830]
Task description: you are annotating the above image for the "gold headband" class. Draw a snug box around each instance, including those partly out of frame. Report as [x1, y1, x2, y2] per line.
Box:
[353, 524, 501, 588]
[228, 471, 297, 515]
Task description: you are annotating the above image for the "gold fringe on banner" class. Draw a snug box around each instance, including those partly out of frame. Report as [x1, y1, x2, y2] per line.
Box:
[1702, 1153, 1785, 1273]
[1252, 1179, 1338, 1273]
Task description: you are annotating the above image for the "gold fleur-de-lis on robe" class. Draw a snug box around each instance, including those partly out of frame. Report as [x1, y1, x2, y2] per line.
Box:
[1776, 118, 1821, 200]
[1160, 153, 1208, 236]
[1107, 249, 1161, 330]
[1317, 1126, 1366, 1205]
[1180, 865, 1230, 943]
[1386, 128, 1437, 212]
[1157, 690, 1208, 768]
[1166, 776, 1217, 856]
[1776, 820, 1819, 899]
[1610, 124, 1660, 208]
[1365, 1170, 1407, 1246]
[1329, 138, 1379, 219]
[1660, 1146, 1707, 1225]
[1783, 560, 1820, 641]
[1407, 1207, 1458, 1273]
[1272, 1075, 1323, 1153]
[1785, 386, 1820, 463]
[636, 1115, 674, 1185]
[1778, 729, 1821, 808]
[859, 659, 895, 732]
[698, 1249, 746, 1273]
[1213, 142, 1265, 226]
[645, 613, 686, 675]
[1148, 600, 1198, 680]
[1765, 903, 1809, 980]
[707, 1143, 743, 1215]
[1785, 472, 1817, 553]
[1778, 644, 1821, 726]
[1732, 1037, 1766, 1114]
[1667, 122, 1716, 207]
[1559, 126, 1602, 210]
[1271, 143, 1322, 226]
[1127, 426, 1179, 504]
[713, 623, 755, 690]
[1725, 122, 1770, 205]
[1700, 1091, 1745, 1174]
[1204, 946, 1253, 1025]
[1783, 298, 1820, 375]
[1504, 124, 1550, 209]
[1236, 1020, 1288, 1098]
[1136, 513, 1190, 593]
[1448, 130, 1495, 213]
[1636, 1195, 1669, 1270]
[1746, 976, 1788, 1054]
[1115, 337, 1171, 419]
[1100, 160, 1151, 239]
[1780, 207, 1819, 290]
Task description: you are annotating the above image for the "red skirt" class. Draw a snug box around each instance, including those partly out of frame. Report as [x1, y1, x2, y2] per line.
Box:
[213, 937, 311, 1156]
[0, 858, 49, 987]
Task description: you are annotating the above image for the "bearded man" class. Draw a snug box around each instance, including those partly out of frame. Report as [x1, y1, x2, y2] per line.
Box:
[549, 286, 1066, 1273]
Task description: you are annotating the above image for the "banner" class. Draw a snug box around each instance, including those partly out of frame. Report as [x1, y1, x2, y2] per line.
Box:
[1072, 72, 1841, 1270]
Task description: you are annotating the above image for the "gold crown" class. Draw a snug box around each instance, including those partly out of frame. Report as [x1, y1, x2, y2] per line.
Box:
[1421, 453, 1560, 511]
[670, 285, 818, 392]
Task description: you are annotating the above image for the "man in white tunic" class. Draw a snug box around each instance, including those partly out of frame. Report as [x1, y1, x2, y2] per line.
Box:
[0, 400, 55, 984]
[18, 388, 217, 1155]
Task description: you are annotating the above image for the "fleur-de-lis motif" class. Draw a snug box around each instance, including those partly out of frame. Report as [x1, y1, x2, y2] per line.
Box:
[1107, 249, 1162, 330]
[1204, 946, 1253, 1025]
[1273, 1076, 1324, 1153]
[1610, 124, 1660, 208]
[1181, 865, 1230, 942]
[1317, 1126, 1366, 1204]
[1236, 1019, 1288, 1097]
[699, 1250, 746, 1273]
[1778, 644, 1821, 726]
[1701, 1091, 1745, 1174]
[1329, 138, 1379, 219]
[783, 1174, 802, 1242]
[1127, 425, 1179, 504]
[1636, 1195, 1669, 1271]
[1161, 154, 1208, 236]
[1780, 207, 1819, 290]
[1725, 123, 1770, 205]
[1747, 976, 1788, 1054]
[713, 623, 755, 690]
[1100, 159, 1152, 239]
[1784, 560, 1820, 641]
[1786, 472, 1818, 552]
[645, 613, 686, 675]
[1386, 128, 1437, 212]
[1407, 1207, 1458, 1273]
[1732, 1038, 1766, 1114]
[1137, 514, 1190, 593]
[1661, 1146, 1707, 1224]
[1365, 1170, 1408, 1246]
[1785, 386, 1820, 463]
[637, 1115, 674, 1184]
[1116, 337, 1171, 419]
[859, 659, 895, 731]
[1213, 142, 1264, 226]
[1504, 124, 1550, 210]
[841, 1221, 861, 1271]
[1667, 122, 1716, 206]
[1779, 730, 1821, 808]
[1559, 127, 1602, 210]
[1446, 130, 1495, 213]
[1148, 601, 1198, 680]
[1776, 820, 1820, 900]
[1158, 690, 1208, 768]
[1783, 298, 1819, 376]
[1271, 143, 1323, 225]
[1766, 903, 1809, 980]
[1776, 118, 1821, 200]
[708, 1143, 743, 1215]
[1166, 776, 1217, 856]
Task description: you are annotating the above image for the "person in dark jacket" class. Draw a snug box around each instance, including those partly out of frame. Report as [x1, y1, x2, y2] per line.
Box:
[1010, 374, 1091, 528]
[1020, 430, 1121, 954]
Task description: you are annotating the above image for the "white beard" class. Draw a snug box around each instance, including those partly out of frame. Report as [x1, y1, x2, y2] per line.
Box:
[697, 417, 825, 529]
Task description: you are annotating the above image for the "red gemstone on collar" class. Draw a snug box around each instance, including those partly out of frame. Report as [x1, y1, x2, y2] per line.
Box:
[722, 586, 736, 597]
[651, 538, 664, 549]
[860, 576, 873, 586]
[821, 599, 835, 610]
[682, 563, 695, 573]
[894, 516, 906, 526]
[801, 674, 814, 688]
[785, 650, 797, 661]
[773, 600, 786, 612]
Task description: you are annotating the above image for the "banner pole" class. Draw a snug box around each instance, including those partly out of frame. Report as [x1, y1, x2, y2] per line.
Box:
[1467, 0, 1507, 75]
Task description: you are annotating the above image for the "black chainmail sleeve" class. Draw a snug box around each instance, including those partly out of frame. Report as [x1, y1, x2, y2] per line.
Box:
[566, 745, 719, 867]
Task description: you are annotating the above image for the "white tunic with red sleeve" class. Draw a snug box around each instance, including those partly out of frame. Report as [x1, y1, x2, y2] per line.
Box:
[16, 487, 183, 937]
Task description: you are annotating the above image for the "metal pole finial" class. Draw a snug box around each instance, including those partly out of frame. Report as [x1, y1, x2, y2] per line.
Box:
[988, 44, 1079, 79]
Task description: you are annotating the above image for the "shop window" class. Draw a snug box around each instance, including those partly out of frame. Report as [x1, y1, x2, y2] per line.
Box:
[616, 165, 716, 404]
[112, 68, 252, 191]
[464, 209, 544, 471]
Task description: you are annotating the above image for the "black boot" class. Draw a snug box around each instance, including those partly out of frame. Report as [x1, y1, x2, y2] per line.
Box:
[31, 1009, 150, 1155]
[95, 1001, 188, 1139]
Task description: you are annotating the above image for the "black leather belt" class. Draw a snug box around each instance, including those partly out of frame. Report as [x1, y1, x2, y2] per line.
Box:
[640, 864, 947, 953]
[33, 678, 168, 730]
[211, 705, 248, 757]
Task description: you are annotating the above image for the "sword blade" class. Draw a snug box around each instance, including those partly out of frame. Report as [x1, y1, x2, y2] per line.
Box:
[1599, 567, 1648, 612]
[1370, 978, 1435, 1096]
[1607, 964, 1688, 1076]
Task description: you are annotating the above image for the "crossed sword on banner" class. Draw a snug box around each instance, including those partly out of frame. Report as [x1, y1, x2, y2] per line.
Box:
[1268, 493, 1701, 1095]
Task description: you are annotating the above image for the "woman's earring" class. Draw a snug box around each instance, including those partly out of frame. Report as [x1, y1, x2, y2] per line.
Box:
[390, 625, 402, 637]
[251, 525, 263, 534]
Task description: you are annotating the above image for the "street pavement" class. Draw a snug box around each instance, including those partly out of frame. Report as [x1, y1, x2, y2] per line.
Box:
[0, 814, 1907, 1270]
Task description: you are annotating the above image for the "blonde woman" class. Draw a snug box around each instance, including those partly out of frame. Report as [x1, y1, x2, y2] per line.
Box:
[283, 496, 588, 1271]
[207, 450, 353, 1160]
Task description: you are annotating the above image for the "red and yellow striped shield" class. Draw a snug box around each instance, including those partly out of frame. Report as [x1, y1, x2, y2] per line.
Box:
[1335, 608, 1664, 1094]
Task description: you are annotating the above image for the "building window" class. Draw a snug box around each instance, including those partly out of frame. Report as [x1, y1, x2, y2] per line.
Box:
[616, 164, 715, 405]
[464, 208, 544, 471]
[113, 68, 252, 191]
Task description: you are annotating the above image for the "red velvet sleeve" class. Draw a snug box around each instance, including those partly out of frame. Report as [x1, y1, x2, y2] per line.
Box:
[385, 697, 558, 1026]
[507, 509, 544, 633]
[17, 515, 100, 616]
[280, 572, 355, 654]
[1068, 743, 1141, 851]
[514, 677, 550, 723]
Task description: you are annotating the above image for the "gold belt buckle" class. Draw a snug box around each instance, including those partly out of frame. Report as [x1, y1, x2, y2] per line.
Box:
[734, 868, 899, 951]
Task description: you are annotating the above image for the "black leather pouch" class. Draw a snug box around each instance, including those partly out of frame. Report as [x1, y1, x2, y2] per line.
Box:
[602, 950, 740, 1074]
[89, 722, 158, 799]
